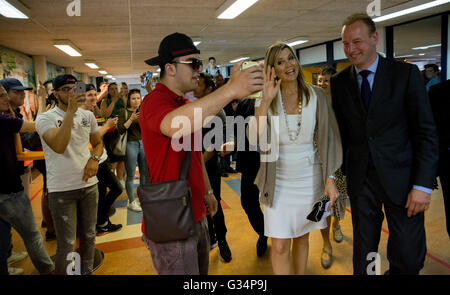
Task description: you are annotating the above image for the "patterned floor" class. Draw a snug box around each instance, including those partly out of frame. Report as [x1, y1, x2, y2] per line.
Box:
[9, 169, 450, 275]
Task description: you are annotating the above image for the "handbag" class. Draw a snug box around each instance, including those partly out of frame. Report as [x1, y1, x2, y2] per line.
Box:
[112, 110, 128, 156]
[307, 196, 330, 222]
[137, 151, 196, 243]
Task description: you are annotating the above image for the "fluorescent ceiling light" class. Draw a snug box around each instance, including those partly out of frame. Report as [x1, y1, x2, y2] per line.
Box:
[230, 57, 250, 63]
[0, 0, 29, 19]
[54, 45, 82, 57]
[99, 70, 108, 75]
[112, 78, 116, 80]
[287, 40, 308, 47]
[53, 40, 82, 57]
[194, 41, 201, 46]
[418, 53, 426, 56]
[412, 43, 441, 50]
[395, 54, 414, 58]
[217, 0, 259, 19]
[373, 0, 450, 22]
[156, 68, 161, 72]
[106, 75, 113, 79]
[85, 63, 99, 69]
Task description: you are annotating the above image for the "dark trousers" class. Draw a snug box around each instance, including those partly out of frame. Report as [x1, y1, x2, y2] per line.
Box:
[440, 173, 450, 238]
[34, 160, 55, 233]
[206, 157, 227, 241]
[237, 151, 264, 237]
[221, 154, 231, 171]
[0, 218, 11, 275]
[438, 150, 450, 238]
[350, 168, 427, 275]
[97, 159, 123, 225]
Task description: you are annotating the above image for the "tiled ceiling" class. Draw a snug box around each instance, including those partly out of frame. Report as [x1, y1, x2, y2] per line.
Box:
[0, 0, 448, 81]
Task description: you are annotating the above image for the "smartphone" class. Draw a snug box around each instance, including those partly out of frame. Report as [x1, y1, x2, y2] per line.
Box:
[241, 61, 262, 99]
[142, 71, 152, 88]
[75, 82, 86, 94]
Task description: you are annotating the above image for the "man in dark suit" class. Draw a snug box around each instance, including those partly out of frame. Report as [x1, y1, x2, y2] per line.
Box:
[429, 80, 450, 237]
[331, 13, 439, 275]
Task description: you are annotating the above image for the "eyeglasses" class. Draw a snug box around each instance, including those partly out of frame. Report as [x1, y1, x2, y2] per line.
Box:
[171, 58, 203, 71]
[58, 86, 75, 92]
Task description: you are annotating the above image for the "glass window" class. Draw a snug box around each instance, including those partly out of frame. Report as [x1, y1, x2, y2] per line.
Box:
[393, 16, 442, 81]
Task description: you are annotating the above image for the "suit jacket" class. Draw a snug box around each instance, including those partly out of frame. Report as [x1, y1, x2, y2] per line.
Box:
[331, 56, 439, 205]
[429, 79, 450, 176]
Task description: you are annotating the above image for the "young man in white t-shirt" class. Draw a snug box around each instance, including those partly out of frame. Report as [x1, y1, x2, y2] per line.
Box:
[36, 75, 104, 275]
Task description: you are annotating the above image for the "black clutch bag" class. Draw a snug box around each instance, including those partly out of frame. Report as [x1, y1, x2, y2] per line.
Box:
[307, 197, 330, 222]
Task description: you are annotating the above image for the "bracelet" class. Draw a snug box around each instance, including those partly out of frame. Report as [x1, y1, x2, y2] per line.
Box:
[207, 189, 214, 195]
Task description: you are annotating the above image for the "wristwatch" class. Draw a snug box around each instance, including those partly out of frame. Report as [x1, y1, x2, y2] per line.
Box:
[90, 154, 100, 162]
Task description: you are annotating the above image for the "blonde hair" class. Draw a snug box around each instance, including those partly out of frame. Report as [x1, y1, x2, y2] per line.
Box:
[264, 42, 310, 115]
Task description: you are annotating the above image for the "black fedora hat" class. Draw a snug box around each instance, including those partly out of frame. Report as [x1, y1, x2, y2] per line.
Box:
[145, 32, 200, 66]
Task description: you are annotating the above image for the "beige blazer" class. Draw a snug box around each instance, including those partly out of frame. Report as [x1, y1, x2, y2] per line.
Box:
[250, 84, 343, 207]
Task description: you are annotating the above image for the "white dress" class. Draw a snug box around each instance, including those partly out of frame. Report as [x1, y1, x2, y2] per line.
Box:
[263, 91, 327, 238]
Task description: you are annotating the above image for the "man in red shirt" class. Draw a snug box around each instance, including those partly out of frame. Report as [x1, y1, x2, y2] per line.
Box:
[140, 32, 264, 275]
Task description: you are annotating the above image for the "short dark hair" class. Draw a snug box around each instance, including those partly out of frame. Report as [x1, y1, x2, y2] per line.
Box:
[343, 13, 376, 35]
[199, 73, 216, 92]
[424, 64, 439, 72]
[319, 65, 337, 76]
[159, 58, 178, 79]
[126, 88, 141, 107]
[209, 57, 216, 61]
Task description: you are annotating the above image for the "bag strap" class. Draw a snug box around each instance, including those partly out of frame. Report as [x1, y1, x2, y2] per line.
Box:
[179, 151, 192, 180]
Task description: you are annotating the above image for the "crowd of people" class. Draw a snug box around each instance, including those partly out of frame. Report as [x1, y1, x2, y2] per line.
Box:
[0, 12, 448, 276]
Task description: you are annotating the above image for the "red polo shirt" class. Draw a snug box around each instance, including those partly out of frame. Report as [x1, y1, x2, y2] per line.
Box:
[140, 83, 206, 236]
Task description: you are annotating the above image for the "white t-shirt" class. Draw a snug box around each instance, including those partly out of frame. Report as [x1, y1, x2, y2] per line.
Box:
[36, 107, 100, 193]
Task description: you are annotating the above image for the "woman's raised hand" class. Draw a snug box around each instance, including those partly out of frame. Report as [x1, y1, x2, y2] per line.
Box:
[262, 66, 281, 105]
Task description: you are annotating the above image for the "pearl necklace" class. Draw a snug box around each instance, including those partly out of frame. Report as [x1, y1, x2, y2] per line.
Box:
[280, 93, 303, 142]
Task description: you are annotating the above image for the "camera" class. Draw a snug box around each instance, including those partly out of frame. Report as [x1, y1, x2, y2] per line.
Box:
[75, 82, 86, 94]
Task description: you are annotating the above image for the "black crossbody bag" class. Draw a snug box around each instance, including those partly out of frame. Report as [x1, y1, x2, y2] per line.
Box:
[137, 151, 196, 243]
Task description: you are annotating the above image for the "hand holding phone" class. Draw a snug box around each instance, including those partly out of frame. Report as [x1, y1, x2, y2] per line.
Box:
[142, 71, 152, 88]
[241, 61, 262, 99]
[75, 82, 86, 94]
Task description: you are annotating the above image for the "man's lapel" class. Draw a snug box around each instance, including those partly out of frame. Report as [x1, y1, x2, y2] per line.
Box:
[368, 56, 390, 114]
[349, 65, 367, 116]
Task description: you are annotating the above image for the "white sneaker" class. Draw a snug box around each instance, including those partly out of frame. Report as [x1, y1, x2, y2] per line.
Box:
[7, 251, 28, 265]
[8, 267, 24, 275]
[128, 200, 142, 212]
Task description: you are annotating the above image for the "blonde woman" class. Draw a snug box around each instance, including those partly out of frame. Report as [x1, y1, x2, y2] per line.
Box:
[249, 42, 342, 275]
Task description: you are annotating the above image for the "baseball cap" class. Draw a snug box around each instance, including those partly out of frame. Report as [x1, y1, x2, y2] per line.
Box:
[86, 84, 97, 92]
[0, 78, 33, 91]
[43, 79, 53, 86]
[145, 32, 200, 66]
[52, 74, 77, 90]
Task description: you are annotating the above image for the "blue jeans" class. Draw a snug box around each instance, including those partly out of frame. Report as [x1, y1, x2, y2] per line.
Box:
[0, 191, 54, 275]
[125, 140, 147, 202]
